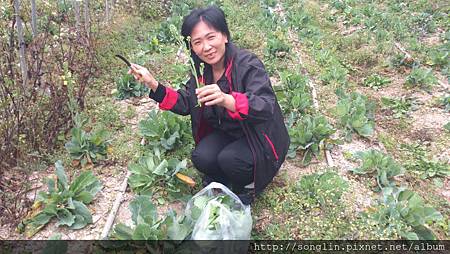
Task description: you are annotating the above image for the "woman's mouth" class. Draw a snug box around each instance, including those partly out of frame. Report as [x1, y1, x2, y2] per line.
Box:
[206, 52, 215, 59]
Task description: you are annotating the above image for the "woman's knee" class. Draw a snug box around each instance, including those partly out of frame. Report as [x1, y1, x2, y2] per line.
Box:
[191, 147, 217, 174]
[217, 149, 252, 176]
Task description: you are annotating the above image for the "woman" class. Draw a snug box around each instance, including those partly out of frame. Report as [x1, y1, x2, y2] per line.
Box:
[128, 5, 289, 205]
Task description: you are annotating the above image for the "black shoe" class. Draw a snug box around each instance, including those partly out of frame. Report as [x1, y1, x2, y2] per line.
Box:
[237, 191, 254, 205]
[201, 175, 214, 188]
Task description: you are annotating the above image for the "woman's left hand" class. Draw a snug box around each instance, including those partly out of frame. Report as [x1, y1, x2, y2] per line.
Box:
[196, 84, 226, 106]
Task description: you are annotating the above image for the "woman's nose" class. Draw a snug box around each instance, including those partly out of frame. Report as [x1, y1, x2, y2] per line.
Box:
[203, 42, 212, 52]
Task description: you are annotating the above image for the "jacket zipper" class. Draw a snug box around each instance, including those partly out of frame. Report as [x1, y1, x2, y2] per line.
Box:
[262, 132, 279, 161]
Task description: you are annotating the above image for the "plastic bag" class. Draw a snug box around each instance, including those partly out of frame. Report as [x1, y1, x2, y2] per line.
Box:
[184, 182, 252, 240]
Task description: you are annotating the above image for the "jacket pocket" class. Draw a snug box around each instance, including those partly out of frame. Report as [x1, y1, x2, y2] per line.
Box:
[262, 132, 279, 161]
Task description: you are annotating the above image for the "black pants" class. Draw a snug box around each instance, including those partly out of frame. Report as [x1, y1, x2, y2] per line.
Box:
[191, 130, 254, 189]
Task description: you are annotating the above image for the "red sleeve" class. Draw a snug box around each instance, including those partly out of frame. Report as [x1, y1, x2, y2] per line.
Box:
[226, 91, 249, 120]
[159, 87, 178, 110]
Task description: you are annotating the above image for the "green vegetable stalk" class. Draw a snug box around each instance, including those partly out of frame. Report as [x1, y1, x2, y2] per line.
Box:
[170, 25, 205, 107]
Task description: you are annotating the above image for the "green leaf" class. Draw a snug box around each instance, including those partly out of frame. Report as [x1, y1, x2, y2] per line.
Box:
[69, 171, 101, 198]
[166, 213, 191, 240]
[55, 161, 68, 191]
[111, 223, 134, 240]
[69, 200, 93, 229]
[132, 224, 158, 240]
[74, 191, 94, 204]
[55, 208, 75, 227]
[130, 196, 157, 225]
[153, 159, 169, 176]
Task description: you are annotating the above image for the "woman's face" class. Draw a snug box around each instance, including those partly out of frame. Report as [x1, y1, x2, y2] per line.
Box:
[190, 20, 228, 67]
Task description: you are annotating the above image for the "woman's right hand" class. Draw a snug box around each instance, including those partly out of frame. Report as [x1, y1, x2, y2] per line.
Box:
[128, 63, 158, 91]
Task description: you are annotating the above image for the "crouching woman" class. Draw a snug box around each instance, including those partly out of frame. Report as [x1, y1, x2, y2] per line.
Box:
[128, 6, 290, 205]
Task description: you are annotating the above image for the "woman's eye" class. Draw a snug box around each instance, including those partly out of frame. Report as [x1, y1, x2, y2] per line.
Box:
[208, 36, 215, 40]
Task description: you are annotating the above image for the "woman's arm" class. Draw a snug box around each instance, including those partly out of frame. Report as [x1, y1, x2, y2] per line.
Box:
[128, 63, 192, 116]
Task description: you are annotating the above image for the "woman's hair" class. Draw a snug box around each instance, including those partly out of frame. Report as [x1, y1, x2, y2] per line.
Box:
[181, 5, 231, 44]
[181, 5, 231, 76]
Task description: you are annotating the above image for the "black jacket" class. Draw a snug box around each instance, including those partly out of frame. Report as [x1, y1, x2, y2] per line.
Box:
[150, 42, 290, 199]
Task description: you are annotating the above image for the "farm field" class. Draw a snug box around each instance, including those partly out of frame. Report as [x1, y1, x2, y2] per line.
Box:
[0, 0, 449, 244]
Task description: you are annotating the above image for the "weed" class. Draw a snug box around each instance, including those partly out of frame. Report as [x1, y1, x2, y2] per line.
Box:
[296, 171, 348, 207]
[363, 74, 391, 90]
[381, 96, 419, 118]
[405, 68, 437, 91]
[400, 143, 450, 179]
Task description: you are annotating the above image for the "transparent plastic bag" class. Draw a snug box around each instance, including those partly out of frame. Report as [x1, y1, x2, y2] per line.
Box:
[184, 182, 252, 240]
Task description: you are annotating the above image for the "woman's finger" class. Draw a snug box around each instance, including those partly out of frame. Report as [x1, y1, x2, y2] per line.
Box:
[196, 84, 218, 94]
[198, 92, 219, 103]
[205, 97, 223, 106]
[197, 85, 220, 98]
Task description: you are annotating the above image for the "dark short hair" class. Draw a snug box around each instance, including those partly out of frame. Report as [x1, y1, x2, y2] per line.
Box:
[181, 5, 231, 43]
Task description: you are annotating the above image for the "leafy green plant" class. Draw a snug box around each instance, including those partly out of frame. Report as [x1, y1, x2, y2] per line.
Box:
[265, 31, 291, 58]
[296, 171, 348, 207]
[334, 90, 376, 141]
[127, 155, 192, 202]
[381, 96, 419, 118]
[405, 67, 437, 91]
[18, 161, 101, 237]
[438, 95, 450, 112]
[138, 110, 191, 157]
[428, 48, 449, 68]
[288, 114, 335, 165]
[368, 187, 443, 240]
[389, 53, 419, 69]
[363, 74, 391, 90]
[65, 115, 110, 167]
[111, 195, 191, 240]
[400, 143, 450, 179]
[319, 65, 348, 86]
[276, 71, 313, 124]
[115, 74, 150, 100]
[351, 150, 404, 190]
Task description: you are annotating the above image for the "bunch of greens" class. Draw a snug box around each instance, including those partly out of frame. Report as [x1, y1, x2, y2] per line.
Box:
[111, 195, 190, 240]
[65, 114, 110, 167]
[296, 171, 348, 207]
[334, 89, 375, 141]
[127, 155, 192, 202]
[351, 150, 404, 191]
[367, 187, 443, 240]
[18, 161, 101, 237]
[138, 110, 191, 157]
[115, 74, 150, 100]
[189, 194, 251, 240]
[288, 114, 335, 165]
